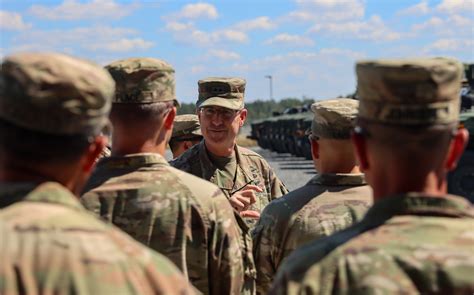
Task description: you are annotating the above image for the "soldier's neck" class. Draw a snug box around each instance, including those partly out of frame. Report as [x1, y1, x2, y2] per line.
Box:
[112, 139, 166, 157]
[204, 141, 235, 157]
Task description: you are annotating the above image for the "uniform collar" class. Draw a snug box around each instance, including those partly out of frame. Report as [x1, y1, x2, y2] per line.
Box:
[0, 181, 84, 211]
[97, 153, 169, 169]
[365, 192, 474, 221]
[198, 141, 253, 190]
[307, 173, 366, 186]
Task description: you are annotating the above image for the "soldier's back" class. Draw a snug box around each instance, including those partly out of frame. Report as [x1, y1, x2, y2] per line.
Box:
[82, 153, 245, 294]
[0, 182, 194, 295]
[253, 173, 372, 294]
[271, 193, 474, 294]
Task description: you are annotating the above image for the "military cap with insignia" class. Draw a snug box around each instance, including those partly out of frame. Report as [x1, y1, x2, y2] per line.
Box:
[196, 77, 245, 110]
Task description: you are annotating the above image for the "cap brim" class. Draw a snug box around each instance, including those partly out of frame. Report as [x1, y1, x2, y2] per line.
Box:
[197, 97, 243, 110]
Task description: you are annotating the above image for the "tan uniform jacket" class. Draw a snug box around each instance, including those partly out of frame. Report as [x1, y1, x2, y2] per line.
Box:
[81, 153, 245, 295]
[0, 182, 195, 295]
[253, 173, 372, 295]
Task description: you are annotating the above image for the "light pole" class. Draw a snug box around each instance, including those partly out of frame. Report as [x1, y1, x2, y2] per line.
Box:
[265, 75, 273, 100]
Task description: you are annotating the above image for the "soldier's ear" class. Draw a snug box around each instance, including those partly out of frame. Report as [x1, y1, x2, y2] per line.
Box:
[444, 128, 469, 171]
[164, 107, 177, 130]
[351, 131, 369, 172]
[82, 136, 107, 173]
[310, 139, 319, 159]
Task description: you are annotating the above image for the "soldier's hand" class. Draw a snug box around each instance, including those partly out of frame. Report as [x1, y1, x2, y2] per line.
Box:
[239, 210, 260, 219]
[230, 184, 263, 211]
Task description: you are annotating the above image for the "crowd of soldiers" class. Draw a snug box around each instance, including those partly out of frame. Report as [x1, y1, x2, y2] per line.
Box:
[0, 52, 473, 295]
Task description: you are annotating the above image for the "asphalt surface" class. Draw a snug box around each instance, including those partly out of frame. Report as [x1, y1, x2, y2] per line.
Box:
[249, 147, 315, 191]
[166, 145, 314, 192]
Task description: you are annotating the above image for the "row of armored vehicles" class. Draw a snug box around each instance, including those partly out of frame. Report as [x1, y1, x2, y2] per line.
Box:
[248, 64, 474, 201]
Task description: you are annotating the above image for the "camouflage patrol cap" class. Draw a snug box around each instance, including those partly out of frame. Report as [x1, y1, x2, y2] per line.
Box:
[0, 52, 114, 135]
[356, 57, 463, 126]
[171, 114, 202, 139]
[197, 77, 245, 110]
[311, 98, 358, 139]
[106, 57, 178, 105]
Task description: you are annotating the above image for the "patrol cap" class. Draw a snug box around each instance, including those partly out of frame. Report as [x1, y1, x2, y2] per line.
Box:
[172, 114, 202, 139]
[311, 98, 358, 139]
[356, 57, 463, 126]
[197, 77, 245, 110]
[0, 52, 114, 136]
[106, 57, 178, 105]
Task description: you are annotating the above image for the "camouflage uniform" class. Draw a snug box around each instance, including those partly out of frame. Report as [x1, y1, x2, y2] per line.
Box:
[0, 52, 194, 294]
[81, 58, 247, 295]
[0, 182, 195, 295]
[271, 58, 474, 294]
[253, 99, 372, 294]
[171, 141, 288, 228]
[171, 78, 288, 230]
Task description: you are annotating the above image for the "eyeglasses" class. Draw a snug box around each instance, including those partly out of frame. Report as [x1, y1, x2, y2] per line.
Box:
[200, 107, 241, 121]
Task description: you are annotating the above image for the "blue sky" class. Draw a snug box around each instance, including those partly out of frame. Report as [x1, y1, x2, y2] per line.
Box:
[1, 0, 473, 103]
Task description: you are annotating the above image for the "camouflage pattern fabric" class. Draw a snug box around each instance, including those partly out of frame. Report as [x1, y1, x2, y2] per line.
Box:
[171, 141, 288, 229]
[81, 153, 246, 295]
[270, 193, 474, 294]
[0, 52, 114, 136]
[252, 173, 372, 295]
[0, 182, 195, 295]
[197, 77, 246, 110]
[106, 57, 178, 105]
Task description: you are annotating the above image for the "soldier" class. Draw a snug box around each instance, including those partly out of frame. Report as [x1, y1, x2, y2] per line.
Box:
[0, 52, 194, 294]
[253, 98, 373, 294]
[169, 114, 203, 158]
[271, 58, 474, 294]
[81, 58, 248, 295]
[171, 77, 288, 228]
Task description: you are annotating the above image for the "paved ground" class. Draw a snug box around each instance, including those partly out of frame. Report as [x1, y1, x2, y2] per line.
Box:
[166, 146, 314, 192]
[249, 147, 315, 191]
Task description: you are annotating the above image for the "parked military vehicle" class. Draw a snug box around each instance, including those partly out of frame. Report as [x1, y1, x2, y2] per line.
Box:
[249, 65, 474, 201]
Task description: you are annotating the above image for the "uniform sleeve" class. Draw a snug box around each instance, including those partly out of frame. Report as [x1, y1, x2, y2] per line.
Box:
[267, 163, 289, 199]
[208, 189, 246, 295]
[252, 208, 279, 295]
[80, 191, 102, 217]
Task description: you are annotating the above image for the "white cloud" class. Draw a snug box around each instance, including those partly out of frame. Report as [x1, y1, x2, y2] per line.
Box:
[286, 0, 365, 22]
[29, 0, 138, 20]
[9, 26, 153, 53]
[164, 22, 248, 45]
[208, 49, 240, 60]
[398, 0, 430, 15]
[165, 21, 194, 32]
[424, 38, 474, 52]
[86, 38, 153, 52]
[0, 11, 32, 30]
[436, 0, 473, 14]
[264, 33, 314, 46]
[170, 2, 218, 20]
[309, 15, 401, 42]
[234, 16, 276, 31]
[412, 15, 473, 37]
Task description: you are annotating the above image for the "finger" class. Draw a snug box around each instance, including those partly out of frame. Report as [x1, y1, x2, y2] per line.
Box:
[240, 210, 260, 219]
[229, 198, 245, 211]
[235, 195, 252, 207]
[242, 184, 263, 193]
[239, 190, 257, 204]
